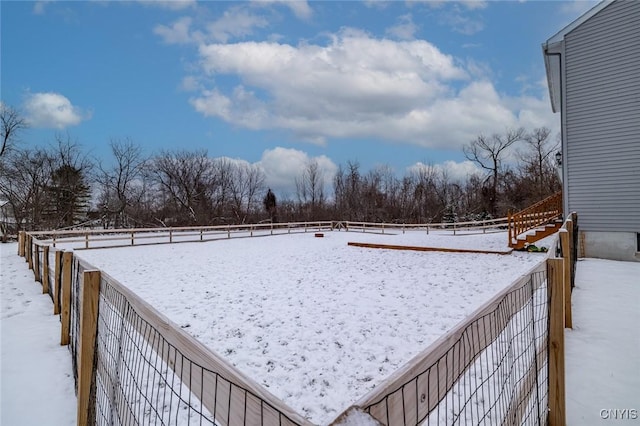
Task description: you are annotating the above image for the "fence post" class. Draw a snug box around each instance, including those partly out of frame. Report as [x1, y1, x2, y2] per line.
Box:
[85, 233, 89, 249]
[54, 250, 63, 315]
[33, 244, 41, 283]
[60, 251, 73, 346]
[547, 257, 566, 426]
[42, 245, 50, 294]
[77, 270, 101, 426]
[18, 231, 24, 256]
[559, 228, 572, 329]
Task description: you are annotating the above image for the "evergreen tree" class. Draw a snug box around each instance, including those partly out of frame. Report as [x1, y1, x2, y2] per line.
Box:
[46, 164, 91, 228]
[263, 188, 277, 222]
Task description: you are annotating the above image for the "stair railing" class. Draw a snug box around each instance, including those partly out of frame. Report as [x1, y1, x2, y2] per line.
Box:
[508, 191, 563, 247]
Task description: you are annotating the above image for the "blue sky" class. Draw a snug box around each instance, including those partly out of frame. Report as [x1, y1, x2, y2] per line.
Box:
[1, 0, 598, 196]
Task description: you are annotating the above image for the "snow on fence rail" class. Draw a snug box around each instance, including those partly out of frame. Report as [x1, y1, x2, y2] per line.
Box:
[24, 217, 509, 251]
[27, 221, 334, 250]
[18, 214, 577, 426]
[340, 217, 509, 235]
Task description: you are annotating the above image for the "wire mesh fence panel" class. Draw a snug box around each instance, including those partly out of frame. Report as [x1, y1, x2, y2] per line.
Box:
[570, 220, 578, 289]
[34, 245, 44, 283]
[90, 278, 304, 426]
[69, 256, 82, 391]
[364, 270, 549, 426]
[46, 249, 56, 303]
[92, 281, 215, 425]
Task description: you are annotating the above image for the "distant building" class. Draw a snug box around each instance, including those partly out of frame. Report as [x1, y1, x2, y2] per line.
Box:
[543, 0, 640, 261]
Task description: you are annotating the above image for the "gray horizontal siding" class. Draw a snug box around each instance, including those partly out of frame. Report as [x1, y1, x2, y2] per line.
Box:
[564, 0, 640, 233]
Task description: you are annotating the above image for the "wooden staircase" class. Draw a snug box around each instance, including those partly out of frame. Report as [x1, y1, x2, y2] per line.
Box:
[508, 191, 563, 250]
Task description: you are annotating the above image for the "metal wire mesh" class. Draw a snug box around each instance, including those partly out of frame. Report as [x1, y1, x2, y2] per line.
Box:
[69, 256, 82, 391]
[364, 270, 549, 426]
[85, 277, 302, 426]
[46, 250, 55, 303]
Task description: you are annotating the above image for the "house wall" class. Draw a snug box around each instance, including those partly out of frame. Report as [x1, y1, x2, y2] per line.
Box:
[564, 0, 640, 260]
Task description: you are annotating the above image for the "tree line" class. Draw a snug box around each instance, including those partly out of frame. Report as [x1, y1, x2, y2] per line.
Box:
[1, 104, 560, 233]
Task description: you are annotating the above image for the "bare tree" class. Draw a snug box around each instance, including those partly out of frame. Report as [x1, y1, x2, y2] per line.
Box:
[95, 138, 147, 228]
[295, 160, 326, 220]
[518, 127, 559, 201]
[1, 104, 28, 157]
[463, 127, 525, 216]
[149, 149, 217, 225]
[229, 162, 265, 224]
[333, 161, 363, 220]
[0, 147, 53, 232]
[410, 163, 439, 222]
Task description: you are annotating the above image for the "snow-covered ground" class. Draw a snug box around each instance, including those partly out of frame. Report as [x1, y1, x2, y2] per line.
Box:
[565, 258, 640, 425]
[72, 230, 542, 424]
[0, 242, 76, 426]
[1, 232, 638, 426]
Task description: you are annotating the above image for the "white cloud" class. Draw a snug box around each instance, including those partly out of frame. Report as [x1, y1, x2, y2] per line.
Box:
[138, 0, 196, 11]
[23, 92, 90, 129]
[408, 160, 483, 183]
[251, 0, 313, 20]
[207, 7, 269, 43]
[386, 14, 419, 40]
[409, 0, 487, 11]
[33, 1, 52, 15]
[459, 0, 488, 11]
[178, 26, 556, 153]
[440, 10, 484, 35]
[179, 75, 201, 92]
[257, 147, 337, 197]
[191, 30, 476, 146]
[558, 0, 600, 17]
[154, 17, 194, 44]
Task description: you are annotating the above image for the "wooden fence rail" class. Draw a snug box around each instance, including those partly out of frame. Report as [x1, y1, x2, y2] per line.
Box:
[26, 218, 510, 251]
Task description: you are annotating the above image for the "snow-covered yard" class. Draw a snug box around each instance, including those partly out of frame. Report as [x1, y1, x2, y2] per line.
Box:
[3, 231, 636, 426]
[0, 243, 76, 426]
[73, 230, 544, 424]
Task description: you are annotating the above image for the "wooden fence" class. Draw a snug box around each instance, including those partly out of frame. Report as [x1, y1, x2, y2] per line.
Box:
[17, 215, 577, 426]
[20, 229, 311, 426]
[347, 212, 578, 426]
[24, 217, 509, 251]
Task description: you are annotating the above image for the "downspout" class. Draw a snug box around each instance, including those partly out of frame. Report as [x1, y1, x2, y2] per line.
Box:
[543, 44, 567, 216]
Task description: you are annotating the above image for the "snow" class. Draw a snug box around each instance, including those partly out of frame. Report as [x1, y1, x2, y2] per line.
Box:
[1, 231, 638, 426]
[72, 230, 543, 424]
[0, 242, 76, 426]
[565, 258, 640, 425]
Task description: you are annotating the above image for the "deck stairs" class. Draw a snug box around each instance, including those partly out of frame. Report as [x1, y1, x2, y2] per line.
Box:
[508, 191, 563, 250]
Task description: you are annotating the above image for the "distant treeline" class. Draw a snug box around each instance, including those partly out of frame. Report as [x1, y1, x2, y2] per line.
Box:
[1, 104, 559, 232]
